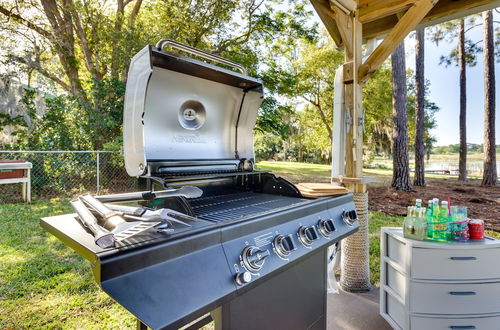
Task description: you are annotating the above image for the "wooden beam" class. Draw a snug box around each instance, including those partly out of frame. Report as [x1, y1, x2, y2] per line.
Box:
[362, 15, 399, 40]
[343, 61, 354, 84]
[419, 0, 500, 28]
[360, 0, 500, 40]
[332, 0, 357, 13]
[310, 0, 343, 46]
[359, 0, 415, 24]
[358, 0, 436, 82]
[329, 2, 354, 58]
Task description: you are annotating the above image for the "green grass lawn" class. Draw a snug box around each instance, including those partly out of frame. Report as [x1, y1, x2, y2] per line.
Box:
[256, 160, 476, 185]
[0, 199, 135, 329]
[1, 198, 498, 328]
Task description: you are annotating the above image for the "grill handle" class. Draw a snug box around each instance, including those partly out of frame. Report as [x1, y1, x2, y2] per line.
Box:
[70, 200, 115, 248]
[155, 39, 247, 75]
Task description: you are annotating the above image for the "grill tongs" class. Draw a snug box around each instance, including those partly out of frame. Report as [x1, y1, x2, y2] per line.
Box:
[104, 204, 195, 229]
[95, 186, 203, 203]
[75, 195, 162, 246]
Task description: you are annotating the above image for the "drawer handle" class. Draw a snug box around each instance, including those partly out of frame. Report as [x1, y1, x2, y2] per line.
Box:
[450, 257, 477, 261]
[449, 291, 476, 296]
[449, 326, 476, 329]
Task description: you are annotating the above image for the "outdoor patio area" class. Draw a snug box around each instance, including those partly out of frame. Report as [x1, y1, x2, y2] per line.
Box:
[328, 288, 391, 330]
[1, 0, 500, 329]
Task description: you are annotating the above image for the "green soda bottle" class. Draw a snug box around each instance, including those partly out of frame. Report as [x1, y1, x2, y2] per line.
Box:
[426, 200, 433, 238]
[432, 198, 440, 220]
[440, 201, 451, 240]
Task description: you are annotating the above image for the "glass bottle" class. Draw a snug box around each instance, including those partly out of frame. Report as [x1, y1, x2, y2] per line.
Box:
[440, 201, 451, 240]
[414, 207, 428, 240]
[432, 198, 440, 221]
[404, 206, 417, 239]
[426, 200, 433, 239]
[440, 201, 450, 220]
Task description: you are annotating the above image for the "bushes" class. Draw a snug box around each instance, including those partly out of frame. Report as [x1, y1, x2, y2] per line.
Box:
[8, 78, 125, 152]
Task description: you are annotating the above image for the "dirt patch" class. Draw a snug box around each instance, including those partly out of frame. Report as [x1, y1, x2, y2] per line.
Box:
[368, 180, 500, 232]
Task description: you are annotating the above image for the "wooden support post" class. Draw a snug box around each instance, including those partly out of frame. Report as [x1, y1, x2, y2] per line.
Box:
[344, 16, 363, 180]
[339, 11, 372, 292]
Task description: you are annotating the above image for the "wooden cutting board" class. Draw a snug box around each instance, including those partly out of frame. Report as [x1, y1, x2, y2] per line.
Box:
[299, 190, 349, 197]
[296, 183, 349, 197]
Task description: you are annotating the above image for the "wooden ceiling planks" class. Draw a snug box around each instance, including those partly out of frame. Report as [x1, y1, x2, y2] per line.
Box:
[358, 0, 415, 23]
[313, 0, 500, 45]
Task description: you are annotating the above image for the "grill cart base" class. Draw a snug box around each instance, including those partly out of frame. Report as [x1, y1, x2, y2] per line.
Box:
[218, 248, 327, 330]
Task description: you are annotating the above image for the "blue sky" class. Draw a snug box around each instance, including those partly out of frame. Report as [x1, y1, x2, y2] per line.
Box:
[406, 23, 500, 146]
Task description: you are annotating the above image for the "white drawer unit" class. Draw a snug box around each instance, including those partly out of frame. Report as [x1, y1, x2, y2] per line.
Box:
[411, 315, 500, 330]
[380, 227, 500, 330]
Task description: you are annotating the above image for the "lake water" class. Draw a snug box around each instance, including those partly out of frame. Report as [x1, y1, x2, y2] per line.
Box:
[426, 161, 500, 175]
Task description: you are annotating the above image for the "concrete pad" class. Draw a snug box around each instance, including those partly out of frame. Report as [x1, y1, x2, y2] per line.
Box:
[327, 287, 392, 330]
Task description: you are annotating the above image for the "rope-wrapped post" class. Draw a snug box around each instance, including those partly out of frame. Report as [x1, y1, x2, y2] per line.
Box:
[340, 189, 372, 292]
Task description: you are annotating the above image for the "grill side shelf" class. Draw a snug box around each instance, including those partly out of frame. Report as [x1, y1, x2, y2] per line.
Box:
[40, 214, 106, 265]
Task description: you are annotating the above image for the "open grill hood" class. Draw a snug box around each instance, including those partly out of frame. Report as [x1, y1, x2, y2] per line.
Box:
[123, 41, 264, 177]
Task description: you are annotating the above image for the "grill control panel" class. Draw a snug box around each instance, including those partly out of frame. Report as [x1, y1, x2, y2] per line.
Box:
[222, 199, 358, 287]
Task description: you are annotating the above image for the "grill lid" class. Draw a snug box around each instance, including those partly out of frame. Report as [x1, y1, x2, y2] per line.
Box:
[123, 40, 264, 177]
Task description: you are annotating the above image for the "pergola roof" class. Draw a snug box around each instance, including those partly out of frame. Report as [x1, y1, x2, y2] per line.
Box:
[312, 0, 500, 42]
[311, 0, 500, 81]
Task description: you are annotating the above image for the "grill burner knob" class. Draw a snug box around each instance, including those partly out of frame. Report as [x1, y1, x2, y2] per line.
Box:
[235, 271, 252, 286]
[273, 234, 296, 258]
[242, 246, 270, 273]
[318, 219, 336, 237]
[298, 226, 319, 247]
[342, 210, 358, 226]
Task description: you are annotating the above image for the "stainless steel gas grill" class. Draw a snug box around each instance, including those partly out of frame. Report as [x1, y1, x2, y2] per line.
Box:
[41, 40, 359, 330]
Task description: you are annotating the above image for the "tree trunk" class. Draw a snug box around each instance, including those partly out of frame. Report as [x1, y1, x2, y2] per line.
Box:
[482, 10, 497, 186]
[458, 19, 468, 181]
[414, 29, 426, 186]
[391, 42, 412, 191]
[40, 0, 85, 95]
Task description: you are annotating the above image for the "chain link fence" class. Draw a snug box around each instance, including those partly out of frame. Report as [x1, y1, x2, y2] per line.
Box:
[0, 151, 138, 203]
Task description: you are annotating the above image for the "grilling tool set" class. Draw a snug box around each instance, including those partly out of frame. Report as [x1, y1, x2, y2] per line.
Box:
[69, 186, 202, 248]
[41, 40, 358, 330]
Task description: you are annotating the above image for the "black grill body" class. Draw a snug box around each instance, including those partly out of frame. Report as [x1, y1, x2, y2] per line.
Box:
[42, 181, 357, 329]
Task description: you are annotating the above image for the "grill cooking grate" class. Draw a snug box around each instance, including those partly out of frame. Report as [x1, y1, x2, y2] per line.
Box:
[190, 192, 309, 223]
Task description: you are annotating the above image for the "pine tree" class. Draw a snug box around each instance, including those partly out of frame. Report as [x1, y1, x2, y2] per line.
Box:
[481, 10, 497, 186]
[391, 42, 412, 191]
[414, 29, 426, 186]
